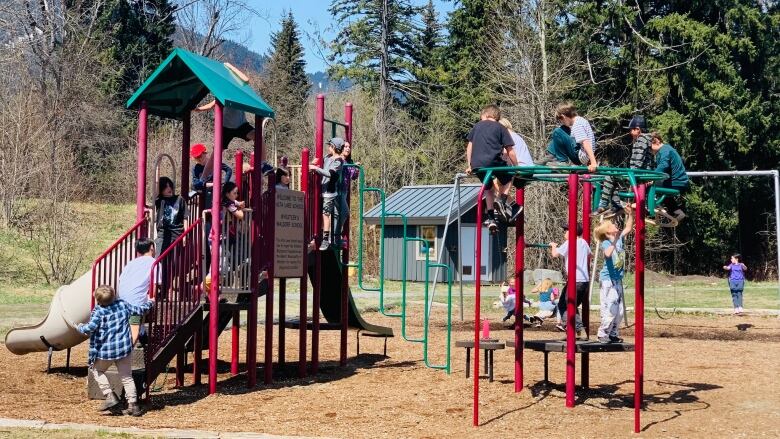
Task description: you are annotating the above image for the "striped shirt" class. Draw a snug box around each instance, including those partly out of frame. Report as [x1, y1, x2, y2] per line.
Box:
[570, 116, 597, 153]
[630, 133, 654, 169]
[78, 299, 154, 364]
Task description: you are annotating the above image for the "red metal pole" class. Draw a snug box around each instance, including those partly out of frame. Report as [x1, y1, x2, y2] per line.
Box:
[208, 102, 224, 395]
[515, 187, 525, 392]
[279, 278, 286, 366]
[264, 177, 276, 384]
[299, 149, 310, 378]
[344, 102, 353, 144]
[634, 183, 646, 433]
[231, 311, 240, 375]
[581, 179, 592, 389]
[473, 185, 486, 427]
[565, 173, 579, 408]
[235, 150, 244, 199]
[136, 101, 148, 228]
[339, 100, 353, 368]
[247, 116, 262, 388]
[181, 112, 191, 196]
[312, 94, 325, 374]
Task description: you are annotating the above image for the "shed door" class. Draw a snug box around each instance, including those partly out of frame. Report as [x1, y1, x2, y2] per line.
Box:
[460, 225, 490, 281]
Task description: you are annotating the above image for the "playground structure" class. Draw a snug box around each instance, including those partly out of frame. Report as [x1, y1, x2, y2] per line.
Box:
[3, 47, 779, 436]
[4, 48, 453, 400]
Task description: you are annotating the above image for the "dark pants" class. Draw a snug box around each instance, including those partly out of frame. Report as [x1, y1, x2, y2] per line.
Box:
[661, 180, 689, 213]
[557, 281, 589, 331]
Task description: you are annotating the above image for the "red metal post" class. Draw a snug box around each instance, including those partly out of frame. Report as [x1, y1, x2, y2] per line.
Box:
[231, 150, 243, 377]
[299, 149, 310, 378]
[473, 185, 486, 427]
[312, 94, 325, 374]
[181, 111, 191, 196]
[231, 311, 240, 375]
[634, 183, 647, 433]
[235, 150, 244, 199]
[247, 116, 262, 388]
[193, 318, 202, 385]
[515, 187, 525, 392]
[208, 102, 224, 394]
[565, 173, 579, 408]
[264, 176, 276, 384]
[340, 101, 353, 367]
[344, 102, 353, 144]
[581, 179, 592, 389]
[136, 101, 148, 228]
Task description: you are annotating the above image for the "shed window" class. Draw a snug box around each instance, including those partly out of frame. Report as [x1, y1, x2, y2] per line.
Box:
[416, 225, 438, 261]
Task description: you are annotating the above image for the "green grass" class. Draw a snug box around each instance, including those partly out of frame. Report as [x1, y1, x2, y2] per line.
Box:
[0, 427, 152, 438]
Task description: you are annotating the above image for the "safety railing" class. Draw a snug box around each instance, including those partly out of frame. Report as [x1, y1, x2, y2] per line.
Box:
[200, 208, 254, 294]
[146, 218, 204, 361]
[91, 213, 150, 308]
[186, 192, 203, 226]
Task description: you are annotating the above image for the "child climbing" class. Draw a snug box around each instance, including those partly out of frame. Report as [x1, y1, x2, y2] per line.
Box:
[311, 137, 345, 250]
[76, 285, 154, 416]
[466, 104, 518, 232]
[537, 102, 598, 173]
[650, 132, 689, 223]
[593, 209, 633, 343]
[723, 254, 747, 314]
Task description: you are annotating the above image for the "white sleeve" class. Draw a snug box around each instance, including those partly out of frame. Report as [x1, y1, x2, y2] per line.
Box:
[571, 117, 594, 145]
[557, 240, 569, 257]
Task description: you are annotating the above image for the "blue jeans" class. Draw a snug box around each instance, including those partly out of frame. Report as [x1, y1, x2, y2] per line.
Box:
[729, 279, 744, 308]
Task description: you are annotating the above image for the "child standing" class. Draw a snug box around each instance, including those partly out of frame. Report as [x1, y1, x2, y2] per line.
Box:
[466, 105, 518, 232]
[593, 210, 633, 343]
[311, 138, 345, 250]
[723, 254, 747, 314]
[77, 285, 154, 416]
[550, 222, 592, 338]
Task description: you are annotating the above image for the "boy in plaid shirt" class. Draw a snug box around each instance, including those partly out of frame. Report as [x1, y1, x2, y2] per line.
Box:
[77, 285, 154, 416]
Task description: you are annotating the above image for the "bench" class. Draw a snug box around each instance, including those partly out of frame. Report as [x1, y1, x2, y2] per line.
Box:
[455, 339, 506, 382]
[507, 339, 634, 384]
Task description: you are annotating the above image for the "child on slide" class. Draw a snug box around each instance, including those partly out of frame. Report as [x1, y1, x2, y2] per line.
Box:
[593, 209, 633, 343]
[76, 285, 154, 416]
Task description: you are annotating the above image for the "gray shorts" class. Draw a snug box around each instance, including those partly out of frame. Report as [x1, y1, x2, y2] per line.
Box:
[323, 196, 338, 216]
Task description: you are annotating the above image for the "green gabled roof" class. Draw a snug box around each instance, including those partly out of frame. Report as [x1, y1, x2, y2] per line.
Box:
[126, 48, 274, 120]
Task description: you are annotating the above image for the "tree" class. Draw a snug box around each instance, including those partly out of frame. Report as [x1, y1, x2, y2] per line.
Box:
[260, 11, 311, 160]
[406, 0, 445, 121]
[98, 0, 176, 102]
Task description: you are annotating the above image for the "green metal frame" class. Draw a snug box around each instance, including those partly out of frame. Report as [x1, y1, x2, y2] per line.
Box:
[340, 163, 453, 370]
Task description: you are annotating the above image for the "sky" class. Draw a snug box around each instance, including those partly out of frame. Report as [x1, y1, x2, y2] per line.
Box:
[242, 0, 455, 73]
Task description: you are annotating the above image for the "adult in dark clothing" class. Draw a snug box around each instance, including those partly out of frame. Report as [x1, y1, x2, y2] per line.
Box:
[154, 177, 185, 256]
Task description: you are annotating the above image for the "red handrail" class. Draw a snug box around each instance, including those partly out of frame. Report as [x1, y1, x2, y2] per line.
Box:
[91, 213, 150, 308]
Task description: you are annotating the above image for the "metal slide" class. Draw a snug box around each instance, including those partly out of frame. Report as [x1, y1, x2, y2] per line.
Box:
[309, 249, 393, 336]
[5, 270, 92, 355]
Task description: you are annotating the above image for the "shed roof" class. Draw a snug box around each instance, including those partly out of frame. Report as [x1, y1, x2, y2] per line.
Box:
[126, 48, 275, 120]
[364, 184, 482, 226]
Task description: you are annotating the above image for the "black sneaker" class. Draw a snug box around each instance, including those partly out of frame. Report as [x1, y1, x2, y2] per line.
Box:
[486, 218, 498, 234]
[494, 201, 511, 223]
[508, 205, 524, 223]
[123, 402, 143, 417]
[609, 336, 624, 343]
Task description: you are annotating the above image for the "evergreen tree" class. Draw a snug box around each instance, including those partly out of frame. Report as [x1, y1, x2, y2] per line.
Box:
[261, 12, 311, 158]
[443, 0, 499, 133]
[406, 0, 445, 121]
[328, 0, 419, 101]
[98, 0, 176, 103]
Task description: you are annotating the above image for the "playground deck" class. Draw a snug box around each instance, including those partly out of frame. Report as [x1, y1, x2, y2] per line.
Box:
[0, 310, 778, 439]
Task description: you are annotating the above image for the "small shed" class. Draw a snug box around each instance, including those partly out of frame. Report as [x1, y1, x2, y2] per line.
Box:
[364, 184, 508, 284]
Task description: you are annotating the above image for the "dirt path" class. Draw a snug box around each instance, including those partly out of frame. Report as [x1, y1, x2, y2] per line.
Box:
[0, 312, 778, 438]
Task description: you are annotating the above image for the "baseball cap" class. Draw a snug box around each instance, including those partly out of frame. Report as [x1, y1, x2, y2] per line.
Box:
[626, 115, 647, 131]
[329, 137, 345, 153]
[190, 143, 207, 158]
[560, 221, 583, 236]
